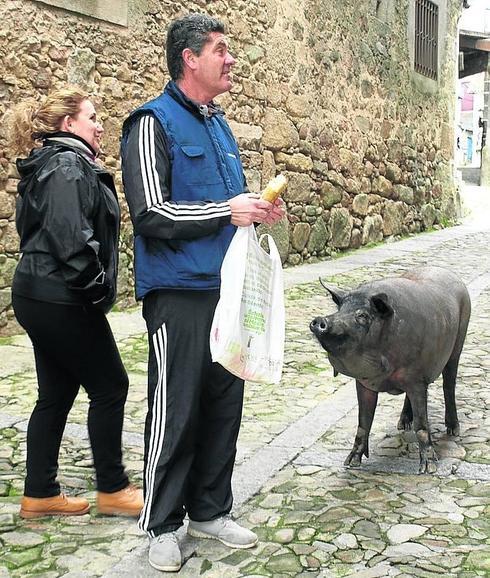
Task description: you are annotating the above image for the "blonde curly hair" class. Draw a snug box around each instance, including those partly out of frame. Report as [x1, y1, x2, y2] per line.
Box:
[7, 86, 89, 156]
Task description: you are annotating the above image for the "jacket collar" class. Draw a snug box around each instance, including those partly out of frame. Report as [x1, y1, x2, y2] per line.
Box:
[43, 132, 97, 162]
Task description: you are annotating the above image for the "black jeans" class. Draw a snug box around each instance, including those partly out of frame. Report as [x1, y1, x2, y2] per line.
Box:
[12, 294, 129, 497]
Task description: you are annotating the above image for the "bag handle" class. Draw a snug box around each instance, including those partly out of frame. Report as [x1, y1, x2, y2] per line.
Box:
[258, 233, 281, 262]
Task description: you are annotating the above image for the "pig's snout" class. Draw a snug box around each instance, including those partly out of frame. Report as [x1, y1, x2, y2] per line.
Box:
[310, 316, 331, 335]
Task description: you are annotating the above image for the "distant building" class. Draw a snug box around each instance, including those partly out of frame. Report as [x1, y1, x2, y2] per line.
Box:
[458, 1, 490, 183]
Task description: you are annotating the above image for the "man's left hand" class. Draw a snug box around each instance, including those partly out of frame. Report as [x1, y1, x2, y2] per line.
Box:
[262, 198, 285, 225]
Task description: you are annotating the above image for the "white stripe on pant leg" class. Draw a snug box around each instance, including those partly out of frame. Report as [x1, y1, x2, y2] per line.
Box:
[139, 325, 166, 532]
[138, 325, 168, 533]
[142, 328, 164, 520]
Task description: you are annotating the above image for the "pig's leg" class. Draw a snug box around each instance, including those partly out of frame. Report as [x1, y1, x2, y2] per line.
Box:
[344, 381, 378, 467]
[397, 395, 413, 431]
[407, 385, 437, 474]
[442, 352, 462, 437]
[444, 312, 469, 436]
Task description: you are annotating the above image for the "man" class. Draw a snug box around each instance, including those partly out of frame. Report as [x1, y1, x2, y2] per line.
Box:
[121, 13, 284, 573]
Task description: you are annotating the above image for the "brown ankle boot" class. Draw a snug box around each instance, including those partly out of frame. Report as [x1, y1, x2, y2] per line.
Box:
[20, 493, 90, 519]
[97, 484, 143, 517]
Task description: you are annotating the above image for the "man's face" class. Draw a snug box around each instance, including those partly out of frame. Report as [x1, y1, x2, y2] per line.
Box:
[193, 32, 236, 100]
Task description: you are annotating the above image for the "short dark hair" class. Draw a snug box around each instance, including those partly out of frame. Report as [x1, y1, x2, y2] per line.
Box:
[166, 13, 225, 81]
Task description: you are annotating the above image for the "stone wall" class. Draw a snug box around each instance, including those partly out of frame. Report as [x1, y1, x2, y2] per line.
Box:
[0, 0, 462, 334]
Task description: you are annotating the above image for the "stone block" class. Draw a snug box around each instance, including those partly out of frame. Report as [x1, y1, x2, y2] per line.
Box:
[394, 185, 414, 205]
[327, 170, 346, 190]
[352, 193, 369, 216]
[244, 168, 261, 193]
[284, 173, 312, 203]
[0, 192, 15, 218]
[245, 45, 265, 64]
[345, 178, 361, 194]
[320, 181, 342, 209]
[67, 47, 96, 87]
[338, 148, 362, 175]
[291, 222, 310, 252]
[286, 94, 311, 118]
[262, 109, 299, 151]
[242, 79, 267, 101]
[274, 152, 313, 173]
[0, 288, 11, 311]
[228, 121, 263, 151]
[329, 207, 352, 249]
[372, 175, 393, 198]
[0, 256, 16, 288]
[385, 162, 402, 183]
[421, 203, 436, 229]
[261, 151, 276, 187]
[307, 217, 329, 253]
[349, 227, 362, 249]
[382, 201, 406, 236]
[355, 116, 372, 133]
[362, 214, 383, 245]
[0, 222, 19, 253]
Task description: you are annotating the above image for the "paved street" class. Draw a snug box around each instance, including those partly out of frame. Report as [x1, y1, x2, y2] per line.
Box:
[0, 183, 489, 578]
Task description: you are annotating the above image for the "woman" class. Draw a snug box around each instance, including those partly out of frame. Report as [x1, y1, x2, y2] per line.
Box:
[8, 87, 143, 518]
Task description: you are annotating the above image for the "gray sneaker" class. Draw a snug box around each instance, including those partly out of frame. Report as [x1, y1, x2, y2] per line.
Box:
[188, 515, 258, 549]
[148, 532, 181, 572]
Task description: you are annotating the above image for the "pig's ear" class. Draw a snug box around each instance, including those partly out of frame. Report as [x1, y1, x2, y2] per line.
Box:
[371, 293, 394, 318]
[319, 278, 346, 307]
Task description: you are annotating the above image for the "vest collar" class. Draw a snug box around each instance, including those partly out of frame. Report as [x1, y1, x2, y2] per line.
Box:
[166, 81, 224, 119]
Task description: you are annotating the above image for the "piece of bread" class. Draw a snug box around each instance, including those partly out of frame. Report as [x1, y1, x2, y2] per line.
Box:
[261, 174, 287, 203]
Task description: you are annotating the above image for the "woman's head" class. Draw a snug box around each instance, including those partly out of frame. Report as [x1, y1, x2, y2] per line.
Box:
[8, 87, 103, 156]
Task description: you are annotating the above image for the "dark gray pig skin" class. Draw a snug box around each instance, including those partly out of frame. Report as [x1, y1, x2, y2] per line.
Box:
[310, 266, 471, 474]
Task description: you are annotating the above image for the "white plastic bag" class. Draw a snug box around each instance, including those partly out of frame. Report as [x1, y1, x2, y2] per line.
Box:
[210, 225, 285, 383]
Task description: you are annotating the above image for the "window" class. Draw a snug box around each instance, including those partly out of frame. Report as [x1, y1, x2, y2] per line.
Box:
[414, 0, 439, 80]
[34, 0, 127, 27]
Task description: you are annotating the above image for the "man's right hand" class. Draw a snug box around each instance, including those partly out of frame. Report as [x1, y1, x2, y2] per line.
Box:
[229, 193, 275, 227]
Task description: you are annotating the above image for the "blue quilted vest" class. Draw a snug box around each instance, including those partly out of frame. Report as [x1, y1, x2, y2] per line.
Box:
[122, 82, 244, 298]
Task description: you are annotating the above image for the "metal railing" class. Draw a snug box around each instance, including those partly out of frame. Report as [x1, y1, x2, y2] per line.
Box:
[414, 0, 439, 80]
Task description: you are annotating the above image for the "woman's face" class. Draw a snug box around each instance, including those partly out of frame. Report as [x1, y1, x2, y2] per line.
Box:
[65, 99, 104, 153]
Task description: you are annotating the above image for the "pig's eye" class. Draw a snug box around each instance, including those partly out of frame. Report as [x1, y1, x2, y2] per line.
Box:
[355, 310, 370, 326]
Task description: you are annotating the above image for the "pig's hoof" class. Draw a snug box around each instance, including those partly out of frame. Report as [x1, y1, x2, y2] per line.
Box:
[343, 453, 362, 468]
[446, 423, 460, 437]
[397, 417, 412, 431]
[427, 461, 437, 474]
[418, 457, 438, 474]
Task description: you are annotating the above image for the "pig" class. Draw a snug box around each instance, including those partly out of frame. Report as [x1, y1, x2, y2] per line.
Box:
[309, 266, 471, 474]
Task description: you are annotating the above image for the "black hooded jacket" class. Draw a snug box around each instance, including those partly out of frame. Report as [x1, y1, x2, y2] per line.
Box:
[12, 134, 120, 313]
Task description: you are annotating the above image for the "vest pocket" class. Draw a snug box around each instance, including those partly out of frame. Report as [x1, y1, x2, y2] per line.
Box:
[178, 145, 222, 186]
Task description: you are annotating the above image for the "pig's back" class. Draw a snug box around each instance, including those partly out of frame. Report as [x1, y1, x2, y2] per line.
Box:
[367, 266, 471, 381]
[402, 266, 469, 299]
[369, 266, 470, 309]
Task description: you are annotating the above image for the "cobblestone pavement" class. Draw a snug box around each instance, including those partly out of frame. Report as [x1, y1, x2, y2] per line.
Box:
[1, 185, 489, 578]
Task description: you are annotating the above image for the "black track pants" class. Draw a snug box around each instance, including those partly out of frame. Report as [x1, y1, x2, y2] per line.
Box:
[139, 289, 244, 537]
[12, 294, 129, 497]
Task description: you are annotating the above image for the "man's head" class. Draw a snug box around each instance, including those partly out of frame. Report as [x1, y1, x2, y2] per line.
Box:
[166, 13, 235, 103]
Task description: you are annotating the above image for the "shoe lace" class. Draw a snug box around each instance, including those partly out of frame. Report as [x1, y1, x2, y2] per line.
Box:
[154, 532, 178, 545]
[219, 514, 236, 528]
